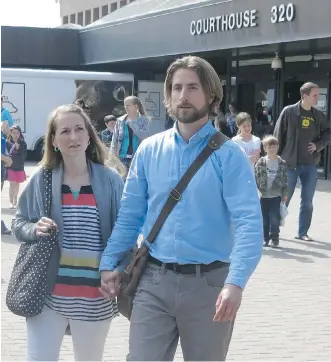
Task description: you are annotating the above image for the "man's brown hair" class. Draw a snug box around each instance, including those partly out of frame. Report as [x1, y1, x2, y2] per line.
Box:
[300, 82, 319, 98]
[164, 56, 223, 118]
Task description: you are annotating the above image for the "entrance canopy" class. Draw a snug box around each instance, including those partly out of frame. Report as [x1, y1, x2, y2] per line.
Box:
[80, 0, 331, 65]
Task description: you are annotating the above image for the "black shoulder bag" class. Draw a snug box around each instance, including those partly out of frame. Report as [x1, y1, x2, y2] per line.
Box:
[6, 168, 59, 317]
[117, 131, 229, 319]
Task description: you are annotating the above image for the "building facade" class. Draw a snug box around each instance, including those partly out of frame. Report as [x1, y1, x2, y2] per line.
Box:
[57, 0, 136, 26]
[2, 0, 331, 179]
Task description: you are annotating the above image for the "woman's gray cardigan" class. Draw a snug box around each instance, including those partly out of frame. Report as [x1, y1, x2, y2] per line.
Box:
[11, 161, 124, 293]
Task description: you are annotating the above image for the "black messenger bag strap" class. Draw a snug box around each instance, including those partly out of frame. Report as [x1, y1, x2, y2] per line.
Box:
[146, 131, 229, 244]
[118, 131, 229, 320]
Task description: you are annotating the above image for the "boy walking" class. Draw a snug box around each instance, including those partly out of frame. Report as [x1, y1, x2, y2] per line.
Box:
[100, 115, 117, 148]
[255, 136, 288, 247]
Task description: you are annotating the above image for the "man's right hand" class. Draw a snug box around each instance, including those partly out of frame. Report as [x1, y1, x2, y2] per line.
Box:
[100, 270, 122, 299]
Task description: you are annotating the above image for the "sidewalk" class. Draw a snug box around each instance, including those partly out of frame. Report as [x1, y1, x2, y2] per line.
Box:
[1, 163, 331, 361]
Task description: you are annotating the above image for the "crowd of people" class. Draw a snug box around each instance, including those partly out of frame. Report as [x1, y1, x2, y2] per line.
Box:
[1, 96, 27, 234]
[1, 56, 330, 361]
[213, 82, 330, 245]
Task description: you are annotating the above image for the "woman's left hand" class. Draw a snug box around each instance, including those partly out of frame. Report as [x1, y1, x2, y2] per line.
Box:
[4, 156, 13, 167]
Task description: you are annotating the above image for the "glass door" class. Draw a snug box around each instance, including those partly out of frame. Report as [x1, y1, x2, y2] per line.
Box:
[283, 81, 304, 107]
[254, 82, 276, 138]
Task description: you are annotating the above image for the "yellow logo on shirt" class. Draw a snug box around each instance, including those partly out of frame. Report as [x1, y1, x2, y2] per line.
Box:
[302, 117, 313, 128]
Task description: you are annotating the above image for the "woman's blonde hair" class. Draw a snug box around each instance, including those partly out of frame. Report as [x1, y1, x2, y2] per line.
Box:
[105, 154, 127, 179]
[124, 96, 147, 117]
[236, 112, 252, 134]
[40, 104, 126, 178]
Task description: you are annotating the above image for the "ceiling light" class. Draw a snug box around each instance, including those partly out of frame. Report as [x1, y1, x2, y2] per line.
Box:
[271, 53, 282, 70]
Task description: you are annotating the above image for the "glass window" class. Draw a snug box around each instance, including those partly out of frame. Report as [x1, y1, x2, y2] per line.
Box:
[93, 7, 100, 21]
[254, 82, 276, 138]
[85, 10, 91, 25]
[316, 87, 328, 114]
[102, 5, 109, 16]
[110, 2, 118, 12]
[311, 82, 329, 174]
[63, 16, 68, 24]
[77, 12, 83, 26]
[120, 0, 127, 7]
[69, 13, 76, 23]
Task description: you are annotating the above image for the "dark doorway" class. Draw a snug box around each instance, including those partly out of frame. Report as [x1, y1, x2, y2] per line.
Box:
[238, 83, 255, 118]
[283, 81, 304, 107]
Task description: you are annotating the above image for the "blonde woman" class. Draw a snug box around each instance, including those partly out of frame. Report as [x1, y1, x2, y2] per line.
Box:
[12, 104, 125, 361]
[110, 95, 150, 170]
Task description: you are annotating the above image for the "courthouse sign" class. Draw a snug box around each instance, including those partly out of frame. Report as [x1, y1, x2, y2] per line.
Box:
[190, 3, 296, 36]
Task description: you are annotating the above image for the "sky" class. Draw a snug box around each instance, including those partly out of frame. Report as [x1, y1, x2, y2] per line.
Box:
[1, 0, 61, 28]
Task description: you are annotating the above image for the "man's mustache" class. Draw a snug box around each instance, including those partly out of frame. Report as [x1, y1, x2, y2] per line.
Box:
[178, 103, 194, 108]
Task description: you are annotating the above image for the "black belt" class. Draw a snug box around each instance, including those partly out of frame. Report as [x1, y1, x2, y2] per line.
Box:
[148, 255, 229, 274]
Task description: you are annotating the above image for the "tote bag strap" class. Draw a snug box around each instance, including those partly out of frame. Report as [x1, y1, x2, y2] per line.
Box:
[42, 168, 53, 218]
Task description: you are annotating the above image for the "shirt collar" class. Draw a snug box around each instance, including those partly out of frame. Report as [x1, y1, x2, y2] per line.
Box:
[172, 120, 214, 142]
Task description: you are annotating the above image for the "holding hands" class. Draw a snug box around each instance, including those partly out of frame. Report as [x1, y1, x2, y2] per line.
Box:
[99, 270, 122, 299]
[35, 217, 58, 237]
[248, 149, 260, 164]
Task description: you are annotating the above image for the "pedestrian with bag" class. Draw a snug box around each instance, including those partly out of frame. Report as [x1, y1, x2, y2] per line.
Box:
[8, 104, 125, 361]
[273, 82, 331, 241]
[110, 95, 150, 171]
[99, 56, 263, 361]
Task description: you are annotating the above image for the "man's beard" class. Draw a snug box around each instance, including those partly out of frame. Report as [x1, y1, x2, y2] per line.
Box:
[172, 103, 209, 124]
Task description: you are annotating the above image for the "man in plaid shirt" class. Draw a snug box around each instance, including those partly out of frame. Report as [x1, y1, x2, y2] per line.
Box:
[100, 115, 117, 148]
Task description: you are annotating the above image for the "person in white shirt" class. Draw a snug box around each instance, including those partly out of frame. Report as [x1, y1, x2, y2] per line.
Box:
[232, 112, 261, 170]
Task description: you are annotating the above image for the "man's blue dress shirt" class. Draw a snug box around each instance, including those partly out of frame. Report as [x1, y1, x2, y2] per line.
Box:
[100, 121, 263, 289]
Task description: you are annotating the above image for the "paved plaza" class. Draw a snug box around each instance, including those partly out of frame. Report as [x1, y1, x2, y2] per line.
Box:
[1, 162, 331, 361]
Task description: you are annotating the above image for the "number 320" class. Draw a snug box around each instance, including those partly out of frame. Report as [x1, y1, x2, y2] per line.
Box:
[271, 3, 295, 24]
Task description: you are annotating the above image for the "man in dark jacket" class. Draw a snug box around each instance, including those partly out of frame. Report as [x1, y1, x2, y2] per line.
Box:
[274, 82, 330, 241]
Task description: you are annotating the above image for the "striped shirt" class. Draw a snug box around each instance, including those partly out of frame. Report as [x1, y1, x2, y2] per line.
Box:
[45, 184, 118, 321]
